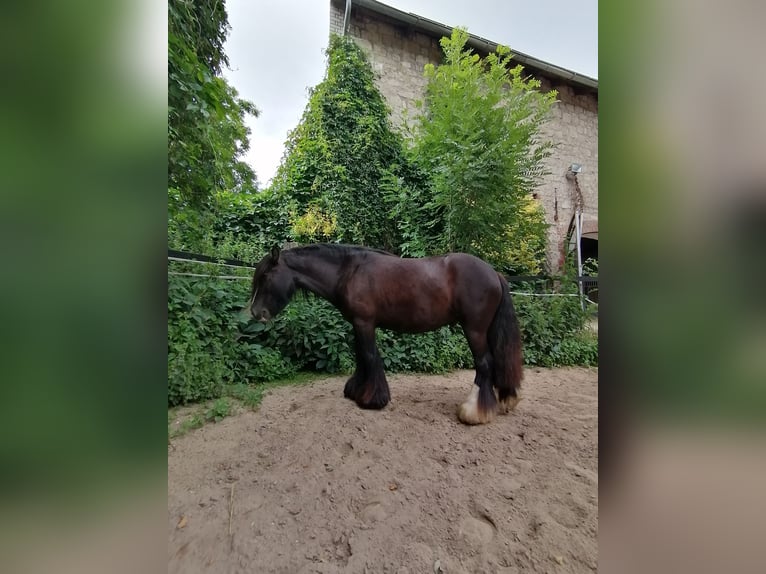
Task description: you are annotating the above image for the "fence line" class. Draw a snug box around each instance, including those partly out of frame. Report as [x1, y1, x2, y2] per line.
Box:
[168, 249, 256, 270]
[506, 276, 598, 283]
[168, 272, 251, 280]
[168, 256, 255, 271]
[167, 271, 592, 301]
[509, 291, 579, 297]
[167, 249, 597, 283]
[167, 248, 597, 303]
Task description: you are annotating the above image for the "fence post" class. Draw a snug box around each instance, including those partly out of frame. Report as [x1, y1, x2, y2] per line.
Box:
[574, 208, 585, 311]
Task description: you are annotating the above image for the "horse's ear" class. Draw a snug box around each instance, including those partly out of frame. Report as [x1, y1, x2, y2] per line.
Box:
[270, 245, 281, 263]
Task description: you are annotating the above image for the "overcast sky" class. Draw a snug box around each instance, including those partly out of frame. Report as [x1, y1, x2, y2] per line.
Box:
[222, 0, 598, 187]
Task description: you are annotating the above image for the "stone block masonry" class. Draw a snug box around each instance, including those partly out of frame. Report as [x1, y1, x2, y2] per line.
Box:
[329, 1, 345, 36]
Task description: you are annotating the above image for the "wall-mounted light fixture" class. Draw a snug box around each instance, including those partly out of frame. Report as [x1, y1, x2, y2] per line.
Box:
[569, 163, 583, 174]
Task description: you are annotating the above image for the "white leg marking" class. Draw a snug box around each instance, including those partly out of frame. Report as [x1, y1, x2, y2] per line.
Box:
[457, 386, 495, 425]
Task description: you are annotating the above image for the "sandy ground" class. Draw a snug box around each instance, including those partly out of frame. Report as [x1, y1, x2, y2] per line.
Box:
[168, 367, 598, 573]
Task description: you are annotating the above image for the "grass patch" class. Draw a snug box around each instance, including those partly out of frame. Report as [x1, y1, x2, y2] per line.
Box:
[204, 397, 232, 422]
[168, 408, 205, 440]
[225, 371, 319, 409]
[168, 371, 324, 440]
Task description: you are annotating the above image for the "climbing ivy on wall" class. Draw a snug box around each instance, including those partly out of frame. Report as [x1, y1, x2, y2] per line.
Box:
[270, 34, 416, 252]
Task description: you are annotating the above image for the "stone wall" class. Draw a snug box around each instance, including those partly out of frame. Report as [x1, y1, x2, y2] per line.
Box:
[330, 1, 598, 272]
[536, 79, 599, 271]
[329, 1, 345, 35]
[331, 3, 443, 126]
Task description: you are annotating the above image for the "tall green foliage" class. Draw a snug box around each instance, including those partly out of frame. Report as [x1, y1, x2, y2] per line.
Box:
[168, 0, 259, 205]
[168, 276, 295, 407]
[398, 28, 555, 273]
[168, 186, 292, 265]
[271, 34, 413, 251]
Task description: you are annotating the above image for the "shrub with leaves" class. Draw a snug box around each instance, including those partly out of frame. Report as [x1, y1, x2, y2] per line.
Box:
[239, 295, 473, 376]
[399, 28, 555, 273]
[513, 277, 598, 367]
[169, 186, 292, 265]
[167, 275, 295, 407]
[377, 327, 473, 373]
[167, 273, 595, 407]
[255, 298, 355, 373]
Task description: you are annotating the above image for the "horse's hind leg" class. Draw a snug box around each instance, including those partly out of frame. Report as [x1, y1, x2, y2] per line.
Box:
[457, 327, 498, 425]
[494, 351, 521, 414]
[488, 278, 523, 415]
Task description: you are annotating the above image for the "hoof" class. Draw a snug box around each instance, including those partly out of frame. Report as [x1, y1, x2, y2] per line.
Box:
[457, 386, 496, 425]
[498, 392, 522, 414]
[356, 394, 390, 410]
[355, 379, 390, 410]
[344, 379, 359, 401]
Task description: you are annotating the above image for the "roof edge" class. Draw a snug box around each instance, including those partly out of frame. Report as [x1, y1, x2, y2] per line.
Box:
[333, 0, 598, 90]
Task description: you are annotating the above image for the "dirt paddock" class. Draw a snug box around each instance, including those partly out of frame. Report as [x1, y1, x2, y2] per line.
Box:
[168, 367, 598, 573]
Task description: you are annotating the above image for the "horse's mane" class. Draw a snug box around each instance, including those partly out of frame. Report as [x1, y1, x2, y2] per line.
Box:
[274, 244, 393, 301]
[286, 243, 394, 263]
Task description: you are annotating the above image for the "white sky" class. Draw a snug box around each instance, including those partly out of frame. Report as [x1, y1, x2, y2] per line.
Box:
[222, 0, 598, 187]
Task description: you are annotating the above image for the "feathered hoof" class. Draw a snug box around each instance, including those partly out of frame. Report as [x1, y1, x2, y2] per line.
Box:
[457, 386, 496, 425]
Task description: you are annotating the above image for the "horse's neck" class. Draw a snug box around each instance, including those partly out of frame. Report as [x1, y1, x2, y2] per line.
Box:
[284, 251, 342, 303]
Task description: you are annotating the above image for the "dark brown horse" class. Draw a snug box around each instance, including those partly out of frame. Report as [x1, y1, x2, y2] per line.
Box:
[248, 244, 523, 424]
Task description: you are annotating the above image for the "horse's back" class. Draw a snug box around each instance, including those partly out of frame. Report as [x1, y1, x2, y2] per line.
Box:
[340, 252, 452, 330]
[340, 250, 501, 332]
[362, 251, 500, 298]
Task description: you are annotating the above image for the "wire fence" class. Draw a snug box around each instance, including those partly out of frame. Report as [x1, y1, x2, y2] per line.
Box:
[167, 249, 254, 281]
[168, 271, 251, 280]
[167, 249, 598, 302]
[505, 274, 598, 304]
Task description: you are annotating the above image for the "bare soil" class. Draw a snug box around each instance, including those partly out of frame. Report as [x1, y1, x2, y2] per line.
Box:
[168, 367, 598, 573]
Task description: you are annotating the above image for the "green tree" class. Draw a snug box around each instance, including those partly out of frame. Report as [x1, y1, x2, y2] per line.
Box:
[401, 28, 555, 272]
[270, 34, 413, 251]
[168, 0, 259, 206]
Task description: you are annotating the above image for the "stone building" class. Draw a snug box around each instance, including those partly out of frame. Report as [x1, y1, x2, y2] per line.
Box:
[329, 0, 598, 273]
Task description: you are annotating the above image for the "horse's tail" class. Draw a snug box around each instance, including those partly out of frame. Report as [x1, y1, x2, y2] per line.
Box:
[488, 273, 524, 410]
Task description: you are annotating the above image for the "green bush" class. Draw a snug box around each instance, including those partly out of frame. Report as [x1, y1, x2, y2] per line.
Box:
[167, 275, 294, 407]
[239, 296, 474, 376]
[240, 297, 473, 375]
[167, 274, 599, 407]
[401, 28, 555, 272]
[167, 275, 597, 407]
[243, 298, 355, 373]
[557, 332, 599, 366]
[377, 327, 473, 373]
[513, 283, 598, 367]
[168, 316, 229, 405]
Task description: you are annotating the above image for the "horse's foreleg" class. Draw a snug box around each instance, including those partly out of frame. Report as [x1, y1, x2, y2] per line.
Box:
[350, 322, 390, 410]
[458, 327, 498, 425]
[343, 330, 367, 401]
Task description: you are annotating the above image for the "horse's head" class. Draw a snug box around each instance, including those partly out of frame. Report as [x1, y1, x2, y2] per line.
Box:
[249, 245, 295, 322]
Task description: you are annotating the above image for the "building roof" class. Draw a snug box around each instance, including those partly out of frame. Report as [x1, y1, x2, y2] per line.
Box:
[333, 0, 598, 91]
